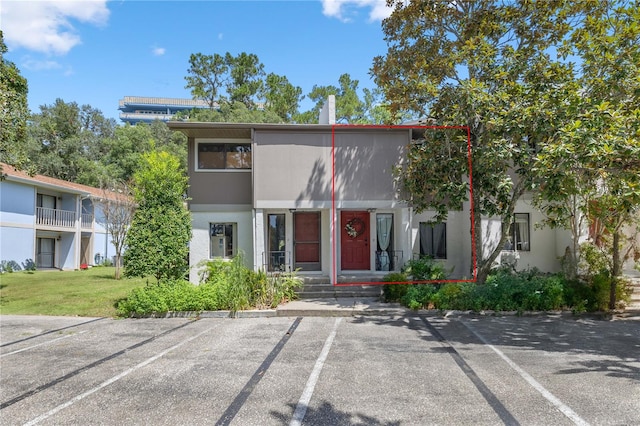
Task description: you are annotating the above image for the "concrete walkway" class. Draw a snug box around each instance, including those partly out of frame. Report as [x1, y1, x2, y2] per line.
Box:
[276, 297, 408, 317]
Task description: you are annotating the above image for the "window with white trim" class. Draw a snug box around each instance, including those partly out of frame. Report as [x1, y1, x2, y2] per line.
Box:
[197, 143, 251, 170]
[419, 222, 447, 259]
[502, 213, 530, 251]
[210, 223, 236, 258]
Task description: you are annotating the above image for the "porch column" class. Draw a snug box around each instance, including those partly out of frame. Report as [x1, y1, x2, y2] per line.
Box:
[254, 209, 264, 271]
[330, 207, 337, 285]
[74, 195, 82, 269]
[401, 207, 412, 269]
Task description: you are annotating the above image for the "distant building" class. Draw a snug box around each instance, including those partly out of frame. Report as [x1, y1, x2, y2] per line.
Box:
[118, 96, 213, 124]
[0, 163, 127, 270]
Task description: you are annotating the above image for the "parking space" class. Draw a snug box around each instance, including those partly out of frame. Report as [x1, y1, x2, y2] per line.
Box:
[1, 314, 638, 425]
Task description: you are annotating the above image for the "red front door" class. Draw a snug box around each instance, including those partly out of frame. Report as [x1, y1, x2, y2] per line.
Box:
[341, 211, 370, 270]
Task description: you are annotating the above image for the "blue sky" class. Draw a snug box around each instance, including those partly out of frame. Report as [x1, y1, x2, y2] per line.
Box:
[2, 0, 393, 122]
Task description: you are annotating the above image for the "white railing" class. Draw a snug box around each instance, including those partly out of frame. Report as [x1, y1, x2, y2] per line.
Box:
[81, 213, 93, 228]
[36, 207, 76, 228]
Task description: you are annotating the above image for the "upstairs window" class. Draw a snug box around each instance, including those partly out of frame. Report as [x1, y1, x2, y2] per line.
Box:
[197, 143, 251, 170]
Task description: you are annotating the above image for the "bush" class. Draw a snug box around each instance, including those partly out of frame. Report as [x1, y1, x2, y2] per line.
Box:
[115, 252, 305, 316]
[382, 257, 447, 305]
[0, 260, 21, 273]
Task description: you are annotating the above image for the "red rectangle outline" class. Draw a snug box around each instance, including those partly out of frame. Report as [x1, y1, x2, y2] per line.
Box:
[330, 124, 476, 286]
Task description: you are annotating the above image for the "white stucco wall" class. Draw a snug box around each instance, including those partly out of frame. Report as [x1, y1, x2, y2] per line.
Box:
[189, 208, 253, 283]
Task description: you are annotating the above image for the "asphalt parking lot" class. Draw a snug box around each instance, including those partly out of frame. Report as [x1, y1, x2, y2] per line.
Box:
[1, 313, 639, 425]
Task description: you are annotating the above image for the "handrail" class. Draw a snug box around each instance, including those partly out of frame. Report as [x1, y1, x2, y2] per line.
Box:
[36, 207, 76, 228]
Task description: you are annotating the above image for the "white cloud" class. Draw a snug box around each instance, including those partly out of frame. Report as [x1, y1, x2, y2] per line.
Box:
[0, 0, 110, 55]
[218, 33, 224, 40]
[152, 46, 166, 56]
[22, 57, 63, 71]
[321, 0, 393, 22]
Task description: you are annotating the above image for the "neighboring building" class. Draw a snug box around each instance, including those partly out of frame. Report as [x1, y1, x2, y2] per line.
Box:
[168, 98, 575, 284]
[0, 164, 122, 271]
[118, 96, 212, 124]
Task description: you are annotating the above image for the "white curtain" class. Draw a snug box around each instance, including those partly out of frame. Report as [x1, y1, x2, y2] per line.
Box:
[377, 214, 393, 271]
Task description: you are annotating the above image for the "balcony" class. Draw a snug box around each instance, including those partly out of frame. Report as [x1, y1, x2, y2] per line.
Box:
[36, 207, 75, 228]
[81, 213, 93, 229]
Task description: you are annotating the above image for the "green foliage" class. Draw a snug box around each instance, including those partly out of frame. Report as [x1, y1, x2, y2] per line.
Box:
[382, 272, 409, 302]
[403, 256, 448, 280]
[124, 151, 191, 281]
[0, 30, 31, 172]
[384, 267, 623, 313]
[383, 257, 447, 307]
[372, 1, 592, 283]
[118, 253, 302, 316]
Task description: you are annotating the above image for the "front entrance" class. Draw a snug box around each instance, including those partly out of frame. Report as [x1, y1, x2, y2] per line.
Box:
[341, 211, 370, 270]
[294, 212, 321, 271]
[37, 237, 55, 268]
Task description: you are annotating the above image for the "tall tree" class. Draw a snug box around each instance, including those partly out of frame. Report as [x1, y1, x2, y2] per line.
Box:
[225, 52, 265, 108]
[264, 72, 303, 122]
[124, 151, 191, 281]
[372, 0, 581, 283]
[185, 53, 228, 108]
[534, 0, 640, 308]
[27, 99, 116, 183]
[0, 30, 30, 174]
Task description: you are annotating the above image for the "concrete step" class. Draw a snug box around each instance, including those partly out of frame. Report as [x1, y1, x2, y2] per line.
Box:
[298, 281, 383, 299]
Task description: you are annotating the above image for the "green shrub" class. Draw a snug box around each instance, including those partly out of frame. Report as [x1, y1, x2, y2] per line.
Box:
[403, 256, 447, 280]
[401, 284, 437, 310]
[382, 272, 409, 302]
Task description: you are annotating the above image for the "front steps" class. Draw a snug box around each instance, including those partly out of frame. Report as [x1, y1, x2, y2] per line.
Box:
[298, 275, 385, 299]
[628, 277, 640, 311]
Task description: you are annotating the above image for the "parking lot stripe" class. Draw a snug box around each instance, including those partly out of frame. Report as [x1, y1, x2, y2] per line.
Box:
[461, 320, 591, 426]
[23, 324, 214, 426]
[0, 319, 196, 410]
[290, 317, 342, 426]
[0, 317, 105, 348]
[420, 317, 521, 426]
[0, 331, 87, 358]
[215, 317, 303, 426]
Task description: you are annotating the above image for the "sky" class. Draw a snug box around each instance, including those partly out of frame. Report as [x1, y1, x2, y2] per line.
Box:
[1, 0, 394, 123]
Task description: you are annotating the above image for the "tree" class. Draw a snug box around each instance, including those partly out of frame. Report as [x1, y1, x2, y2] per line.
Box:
[183, 101, 282, 124]
[225, 52, 265, 108]
[0, 30, 30, 174]
[534, 0, 640, 308]
[296, 73, 370, 124]
[264, 72, 303, 122]
[185, 53, 228, 108]
[372, 1, 581, 283]
[26, 99, 116, 183]
[100, 182, 136, 280]
[124, 151, 191, 281]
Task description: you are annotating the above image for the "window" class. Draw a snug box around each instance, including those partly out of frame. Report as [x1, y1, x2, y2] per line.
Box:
[210, 223, 236, 258]
[503, 213, 530, 251]
[198, 143, 251, 170]
[267, 214, 286, 271]
[419, 222, 447, 259]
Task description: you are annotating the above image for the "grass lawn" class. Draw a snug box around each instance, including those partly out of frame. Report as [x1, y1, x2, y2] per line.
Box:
[0, 267, 151, 317]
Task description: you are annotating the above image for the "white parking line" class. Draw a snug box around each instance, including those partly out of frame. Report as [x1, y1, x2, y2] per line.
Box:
[461, 320, 591, 426]
[23, 326, 213, 426]
[1, 331, 87, 358]
[290, 318, 342, 426]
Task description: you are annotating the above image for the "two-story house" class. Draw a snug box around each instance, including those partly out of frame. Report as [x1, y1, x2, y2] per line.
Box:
[0, 164, 120, 271]
[168, 100, 574, 285]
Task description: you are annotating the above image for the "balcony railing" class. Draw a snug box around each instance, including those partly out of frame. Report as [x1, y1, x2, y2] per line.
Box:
[81, 213, 93, 229]
[36, 207, 76, 228]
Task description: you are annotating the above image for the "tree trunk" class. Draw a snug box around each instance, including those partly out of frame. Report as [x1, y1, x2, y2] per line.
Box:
[609, 230, 620, 310]
[115, 253, 121, 280]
